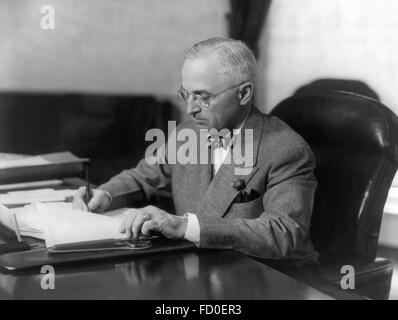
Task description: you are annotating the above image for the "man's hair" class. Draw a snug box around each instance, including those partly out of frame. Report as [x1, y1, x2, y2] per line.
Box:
[184, 37, 257, 85]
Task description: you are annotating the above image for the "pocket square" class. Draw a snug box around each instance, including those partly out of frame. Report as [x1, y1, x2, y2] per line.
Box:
[234, 189, 261, 204]
[248, 189, 261, 201]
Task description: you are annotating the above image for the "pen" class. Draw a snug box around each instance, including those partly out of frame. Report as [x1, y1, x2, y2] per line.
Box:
[12, 213, 22, 242]
[0, 212, 38, 254]
[85, 163, 91, 212]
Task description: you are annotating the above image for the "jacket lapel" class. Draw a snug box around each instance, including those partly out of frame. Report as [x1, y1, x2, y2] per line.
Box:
[179, 126, 212, 204]
[197, 107, 265, 218]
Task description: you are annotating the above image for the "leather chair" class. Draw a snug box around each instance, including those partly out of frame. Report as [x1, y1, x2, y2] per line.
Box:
[269, 90, 398, 299]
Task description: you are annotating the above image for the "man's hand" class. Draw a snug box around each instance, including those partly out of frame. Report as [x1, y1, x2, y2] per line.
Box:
[119, 205, 188, 240]
[72, 187, 111, 213]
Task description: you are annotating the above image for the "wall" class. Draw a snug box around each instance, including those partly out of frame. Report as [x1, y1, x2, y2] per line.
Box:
[0, 0, 228, 96]
[256, 0, 398, 246]
[257, 0, 398, 115]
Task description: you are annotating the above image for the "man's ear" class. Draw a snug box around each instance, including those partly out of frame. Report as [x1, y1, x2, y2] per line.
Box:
[238, 82, 254, 106]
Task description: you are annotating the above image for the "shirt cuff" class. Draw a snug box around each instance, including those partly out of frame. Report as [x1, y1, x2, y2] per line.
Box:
[183, 213, 200, 246]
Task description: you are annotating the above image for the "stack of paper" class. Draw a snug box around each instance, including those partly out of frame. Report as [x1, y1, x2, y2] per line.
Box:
[0, 152, 31, 162]
[0, 151, 89, 185]
[0, 188, 76, 206]
[0, 151, 87, 170]
[0, 202, 131, 247]
[0, 179, 64, 192]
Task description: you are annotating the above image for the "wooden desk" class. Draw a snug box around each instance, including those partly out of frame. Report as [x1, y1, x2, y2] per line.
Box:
[0, 178, 366, 300]
[0, 249, 366, 300]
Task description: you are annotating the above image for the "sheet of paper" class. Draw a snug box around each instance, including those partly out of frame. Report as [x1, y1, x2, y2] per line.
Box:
[0, 151, 87, 170]
[103, 207, 133, 219]
[0, 188, 76, 206]
[8, 188, 55, 197]
[35, 203, 128, 247]
[1, 202, 43, 238]
[8, 203, 68, 238]
[0, 156, 51, 169]
[0, 203, 16, 232]
[0, 152, 31, 161]
[39, 151, 88, 164]
[7, 188, 76, 199]
[0, 194, 66, 206]
[0, 179, 64, 192]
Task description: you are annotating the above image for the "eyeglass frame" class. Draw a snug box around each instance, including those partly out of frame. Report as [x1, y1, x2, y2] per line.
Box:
[177, 83, 244, 109]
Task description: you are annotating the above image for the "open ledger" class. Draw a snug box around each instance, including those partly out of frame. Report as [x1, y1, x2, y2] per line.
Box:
[0, 202, 130, 248]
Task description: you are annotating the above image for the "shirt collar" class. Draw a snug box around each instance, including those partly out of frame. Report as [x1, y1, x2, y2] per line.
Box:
[207, 110, 251, 149]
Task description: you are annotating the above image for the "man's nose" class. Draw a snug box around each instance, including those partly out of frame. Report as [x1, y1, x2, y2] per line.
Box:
[186, 97, 201, 115]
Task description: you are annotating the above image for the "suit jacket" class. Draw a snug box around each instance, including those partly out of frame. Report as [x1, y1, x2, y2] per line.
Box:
[99, 106, 319, 264]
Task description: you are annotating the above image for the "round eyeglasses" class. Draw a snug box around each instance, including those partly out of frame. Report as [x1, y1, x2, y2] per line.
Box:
[177, 85, 240, 109]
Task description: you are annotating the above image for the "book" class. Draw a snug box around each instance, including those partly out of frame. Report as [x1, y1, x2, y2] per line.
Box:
[0, 202, 131, 248]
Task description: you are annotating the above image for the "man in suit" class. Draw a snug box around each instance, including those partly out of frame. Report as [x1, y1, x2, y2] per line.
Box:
[73, 37, 318, 264]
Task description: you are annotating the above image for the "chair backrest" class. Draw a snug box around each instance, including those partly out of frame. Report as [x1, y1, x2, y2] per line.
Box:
[294, 79, 380, 101]
[271, 91, 398, 265]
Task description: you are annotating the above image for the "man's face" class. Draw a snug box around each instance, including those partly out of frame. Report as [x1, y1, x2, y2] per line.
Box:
[181, 51, 242, 130]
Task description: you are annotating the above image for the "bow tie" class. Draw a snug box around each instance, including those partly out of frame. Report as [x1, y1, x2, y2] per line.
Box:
[207, 134, 230, 149]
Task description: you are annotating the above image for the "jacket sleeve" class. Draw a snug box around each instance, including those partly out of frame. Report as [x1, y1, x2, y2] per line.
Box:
[98, 143, 172, 201]
[196, 143, 318, 262]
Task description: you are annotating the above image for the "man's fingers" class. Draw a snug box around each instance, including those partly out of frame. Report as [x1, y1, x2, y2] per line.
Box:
[72, 187, 89, 211]
[72, 197, 88, 211]
[76, 186, 86, 196]
[88, 192, 105, 212]
[124, 217, 134, 238]
[119, 210, 138, 238]
[87, 190, 113, 213]
[131, 213, 151, 239]
[119, 218, 127, 234]
[141, 220, 158, 236]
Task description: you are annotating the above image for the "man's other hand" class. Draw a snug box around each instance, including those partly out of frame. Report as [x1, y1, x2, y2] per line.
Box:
[119, 205, 188, 240]
[72, 187, 111, 213]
